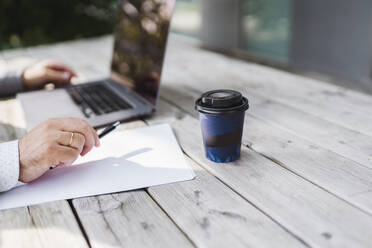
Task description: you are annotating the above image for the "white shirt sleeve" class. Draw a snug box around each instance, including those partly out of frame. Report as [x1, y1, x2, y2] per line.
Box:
[0, 140, 20, 192]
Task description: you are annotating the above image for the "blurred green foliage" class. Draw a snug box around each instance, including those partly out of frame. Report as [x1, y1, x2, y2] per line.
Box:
[0, 0, 117, 50]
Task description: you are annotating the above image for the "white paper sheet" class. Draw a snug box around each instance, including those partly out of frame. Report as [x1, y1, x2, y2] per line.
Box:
[0, 124, 195, 210]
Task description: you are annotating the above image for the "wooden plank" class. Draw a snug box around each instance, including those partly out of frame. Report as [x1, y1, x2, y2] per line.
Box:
[144, 104, 307, 247]
[147, 154, 306, 247]
[243, 90, 372, 170]
[0, 201, 88, 248]
[73, 191, 194, 248]
[72, 121, 195, 248]
[0, 98, 27, 141]
[57, 36, 112, 78]
[163, 34, 372, 137]
[158, 85, 372, 216]
[162, 111, 372, 247]
[54, 38, 111, 76]
[1, 48, 29, 60]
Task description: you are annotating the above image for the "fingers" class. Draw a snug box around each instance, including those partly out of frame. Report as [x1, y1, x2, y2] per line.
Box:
[44, 60, 77, 77]
[43, 59, 78, 85]
[89, 125, 100, 147]
[57, 131, 85, 154]
[18, 118, 98, 183]
[45, 69, 73, 85]
[51, 118, 99, 156]
[22, 60, 78, 90]
[64, 120, 95, 156]
[56, 145, 80, 167]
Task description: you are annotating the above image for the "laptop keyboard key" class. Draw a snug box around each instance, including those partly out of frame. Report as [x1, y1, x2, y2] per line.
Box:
[67, 88, 83, 104]
[67, 83, 132, 118]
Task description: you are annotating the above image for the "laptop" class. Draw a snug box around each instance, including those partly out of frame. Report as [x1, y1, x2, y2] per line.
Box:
[17, 0, 175, 130]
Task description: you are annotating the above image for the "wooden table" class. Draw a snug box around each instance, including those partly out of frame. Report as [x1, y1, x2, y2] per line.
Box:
[1, 34, 372, 248]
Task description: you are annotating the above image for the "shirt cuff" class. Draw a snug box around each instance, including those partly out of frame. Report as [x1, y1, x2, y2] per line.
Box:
[0, 140, 20, 192]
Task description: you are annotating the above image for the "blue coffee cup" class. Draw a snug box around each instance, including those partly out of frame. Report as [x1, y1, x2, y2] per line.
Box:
[195, 90, 249, 163]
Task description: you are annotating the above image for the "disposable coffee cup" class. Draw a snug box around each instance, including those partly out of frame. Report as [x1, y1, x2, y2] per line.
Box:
[195, 89, 249, 163]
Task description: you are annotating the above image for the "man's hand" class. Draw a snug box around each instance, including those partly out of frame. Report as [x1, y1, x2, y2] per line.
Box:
[22, 60, 77, 90]
[18, 118, 100, 183]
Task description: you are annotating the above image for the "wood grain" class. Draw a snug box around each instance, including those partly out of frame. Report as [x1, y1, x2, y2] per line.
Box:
[0, 200, 88, 248]
[147, 95, 372, 247]
[145, 104, 307, 247]
[73, 191, 194, 248]
[147, 155, 306, 248]
[245, 91, 372, 170]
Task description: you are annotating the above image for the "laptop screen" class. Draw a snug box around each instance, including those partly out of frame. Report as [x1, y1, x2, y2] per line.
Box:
[110, 0, 175, 105]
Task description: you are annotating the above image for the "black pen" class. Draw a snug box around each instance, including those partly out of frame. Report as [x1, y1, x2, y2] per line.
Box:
[98, 121, 121, 139]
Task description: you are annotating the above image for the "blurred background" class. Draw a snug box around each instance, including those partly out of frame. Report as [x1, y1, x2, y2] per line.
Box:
[0, 0, 371, 94]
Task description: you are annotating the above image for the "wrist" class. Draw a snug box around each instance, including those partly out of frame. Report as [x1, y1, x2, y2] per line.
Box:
[18, 137, 26, 182]
[18, 136, 32, 183]
[21, 68, 30, 90]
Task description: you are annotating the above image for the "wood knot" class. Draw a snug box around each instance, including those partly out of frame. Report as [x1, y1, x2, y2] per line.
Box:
[321, 232, 332, 240]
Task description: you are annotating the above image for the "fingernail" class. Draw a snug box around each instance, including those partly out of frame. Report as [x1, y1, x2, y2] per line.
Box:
[63, 72, 70, 79]
[97, 139, 100, 147]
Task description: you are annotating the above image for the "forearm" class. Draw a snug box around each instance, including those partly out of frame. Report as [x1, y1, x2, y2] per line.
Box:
[0, 65, 25, 97]
[0, 140, 20, 192]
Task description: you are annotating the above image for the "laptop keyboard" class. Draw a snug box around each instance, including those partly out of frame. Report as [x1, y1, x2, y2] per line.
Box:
[67, 84, 132, 118]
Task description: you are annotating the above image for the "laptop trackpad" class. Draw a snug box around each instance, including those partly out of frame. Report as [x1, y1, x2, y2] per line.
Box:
[17, 89, 85, 130]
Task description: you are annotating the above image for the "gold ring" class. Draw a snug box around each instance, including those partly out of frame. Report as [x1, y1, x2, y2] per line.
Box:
[69, 132, 74, 146]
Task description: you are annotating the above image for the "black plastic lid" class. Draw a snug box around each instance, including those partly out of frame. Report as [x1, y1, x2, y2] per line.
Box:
[195, 89, 249, 115]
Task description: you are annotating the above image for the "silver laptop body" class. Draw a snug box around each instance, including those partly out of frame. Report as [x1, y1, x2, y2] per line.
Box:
[17, 0, 175, 130]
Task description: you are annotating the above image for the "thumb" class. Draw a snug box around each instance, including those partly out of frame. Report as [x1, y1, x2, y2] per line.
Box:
[45, 69, 72, 84]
